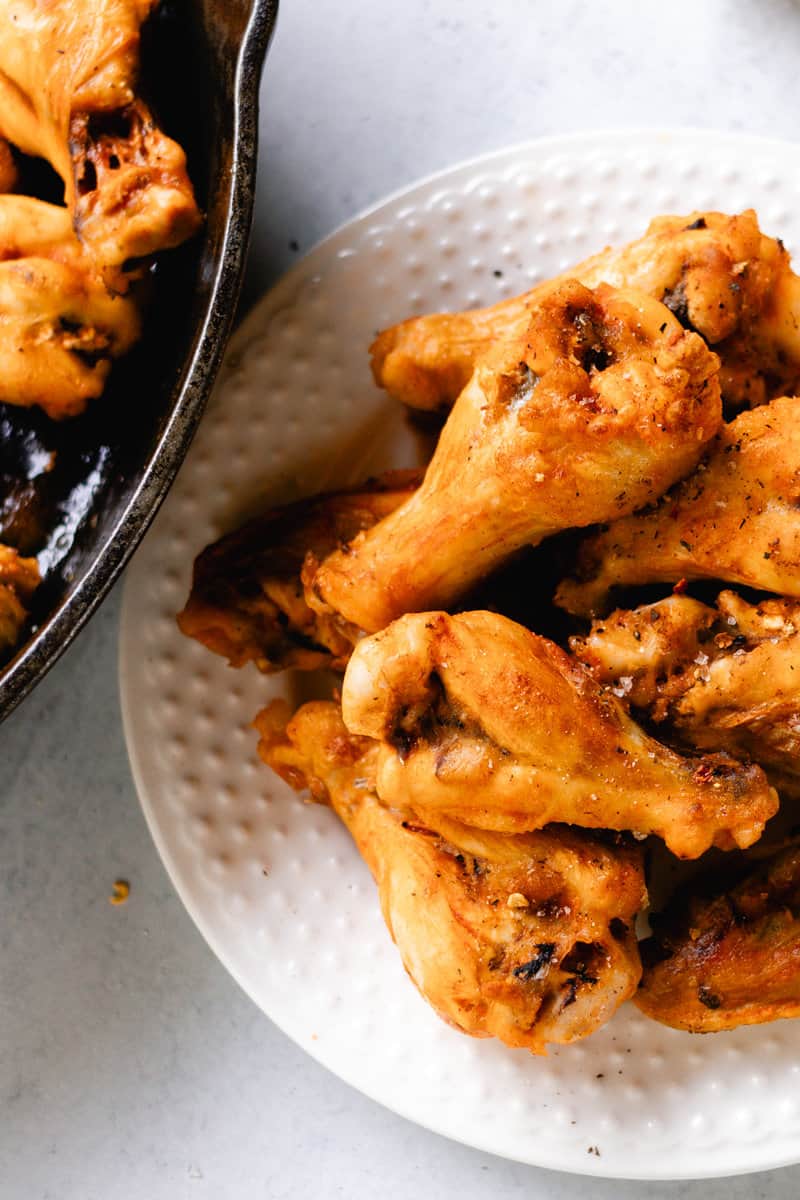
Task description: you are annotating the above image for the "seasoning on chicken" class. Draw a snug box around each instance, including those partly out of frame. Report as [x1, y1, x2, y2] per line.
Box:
[341, 610, 777, 859]
[371, 210, 800, 413]
[310, 281, 722, 633]
[557, 395, 800, 618]
[636, 842, 800, 1033]
[572, 590, 800, 797]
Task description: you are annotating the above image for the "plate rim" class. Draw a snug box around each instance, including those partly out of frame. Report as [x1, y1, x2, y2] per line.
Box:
[120, 127, 800, 1181]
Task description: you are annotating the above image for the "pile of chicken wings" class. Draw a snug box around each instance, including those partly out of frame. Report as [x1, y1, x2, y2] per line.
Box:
[180, 209, 800, 1052]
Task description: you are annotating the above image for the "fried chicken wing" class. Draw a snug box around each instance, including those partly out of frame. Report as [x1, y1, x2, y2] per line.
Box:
[372, 210, 800, 413]
[573, 591, 800, 796]
[636, 842, 800, 1032]
[255, 698, 646, 1054]
[0, 544, 40, 654]
[311, 282, 721, 633]
[557, 395, 800, 617]
[0, 195, 141, 417]
[177, 471, 420, 673]
[0, 0, 200, 278]
[341, 610, 777, 859]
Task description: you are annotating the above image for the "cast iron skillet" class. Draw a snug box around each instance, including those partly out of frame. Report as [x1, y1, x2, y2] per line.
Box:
[0, 0, 278, 721]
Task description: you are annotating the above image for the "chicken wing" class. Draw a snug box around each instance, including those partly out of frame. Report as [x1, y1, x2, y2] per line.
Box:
[177, 471, 420, 673]
[310, 282, 722, 633]
[0, 544, 40, 655]
[255, 698, 646, 1054]
[341, 610, 777, 859]
[371, 210, 800, 413]
[557, 395, 800, 617]
[0, 0, 200, 279]
[636, 842, 800, 1032]
[573, 590, 800, 796]
[0, 195, 140, 417]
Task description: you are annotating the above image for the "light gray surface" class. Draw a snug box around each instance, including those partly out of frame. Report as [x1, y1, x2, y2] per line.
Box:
[3, 1, 800, 1196]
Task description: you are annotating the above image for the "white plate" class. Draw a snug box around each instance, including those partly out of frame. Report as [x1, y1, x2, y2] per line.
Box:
[120, 130, 800, 1179]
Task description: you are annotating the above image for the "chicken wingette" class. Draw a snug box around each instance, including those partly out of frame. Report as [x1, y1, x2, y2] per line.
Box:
[341, 610, 777, 859]
[310, 281, 722, 633]
[636, 842, 800, 1033]
[256, 698, 646, 1055]
[572, 590, 800, 797]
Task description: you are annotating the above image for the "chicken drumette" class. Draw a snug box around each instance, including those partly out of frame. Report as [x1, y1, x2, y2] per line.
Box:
[341, 610, 776, 859]
[636, 841, 800, 1033]
[557, 395, 800, 618]
[371, 209, 800, 413]
[310, 281, 721, 633]
[256, 698, 646, 1054]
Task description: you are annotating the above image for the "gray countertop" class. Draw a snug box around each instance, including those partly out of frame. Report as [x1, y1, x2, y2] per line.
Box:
[4, 1, 800, 1196]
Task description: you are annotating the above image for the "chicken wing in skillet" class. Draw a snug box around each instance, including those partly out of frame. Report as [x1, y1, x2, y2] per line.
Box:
[371, 209, 800, 413]
[557, 395, 800, 618]
[177, 471, 420, 673]
[341, 610, 777, 859]
[310, 281, 721, 634]
[0, 0, 200, 281]
[572, 590, 800, 797]
[636, 841, 800, 1032]
[0, 544, 40, 655]
[0, 195, 140, 416]
[255, 698, 646, 1054]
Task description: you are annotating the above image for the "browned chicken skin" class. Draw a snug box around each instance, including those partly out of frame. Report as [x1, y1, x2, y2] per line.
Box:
[177, 472, 420, 673]
[636, 842, 800, 1033]
[312, 282, 722, 633]
[256, 698, 646, 1055]
[573, 590, 800, 797]
[557, 395, 800, 618]
[0, 544, 40, 654]
[371, 210, 800, 413]
[341, 610, 777, 859]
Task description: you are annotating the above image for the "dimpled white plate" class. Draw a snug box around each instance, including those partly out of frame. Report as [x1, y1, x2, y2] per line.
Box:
[120, 130, 800, 1179]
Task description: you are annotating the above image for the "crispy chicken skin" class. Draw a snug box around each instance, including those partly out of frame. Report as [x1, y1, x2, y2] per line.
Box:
[573, 591, 800, 796]
[636, 842, 800, 1032]
[255, 698, 646, 1054]
[177, 471, 419, 673]
[311, 282, 722, 633]
[0, 0, 200, 279]
[0, 544, 40, 654]
[341, 610, 777, 859]
[557, 395, 800, 618]
[371, 210, 800, 412]
[0, 195, 140, 417]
